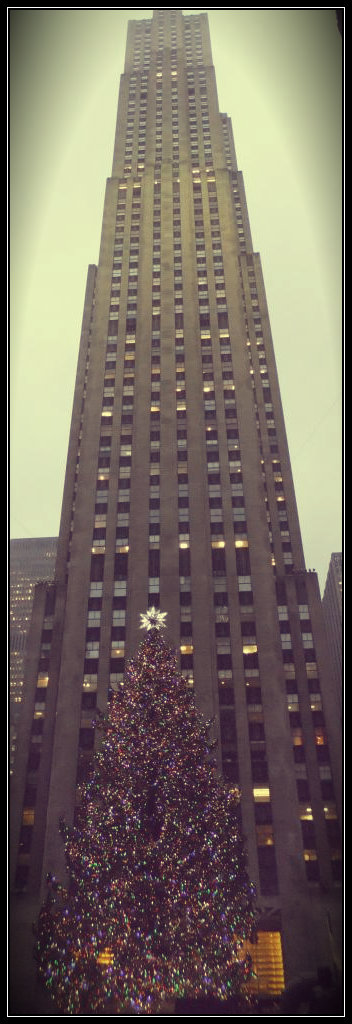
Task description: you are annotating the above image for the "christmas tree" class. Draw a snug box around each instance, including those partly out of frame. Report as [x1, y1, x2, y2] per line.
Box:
[34, 609, 256, 1015]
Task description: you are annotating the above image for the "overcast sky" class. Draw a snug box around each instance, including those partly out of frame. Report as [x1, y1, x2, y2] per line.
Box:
[9, 9, 343, 596]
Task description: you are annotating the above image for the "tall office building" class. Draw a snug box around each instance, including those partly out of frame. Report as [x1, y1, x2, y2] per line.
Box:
[11, 9, 342, 1009]
[10, 538, 58, 771]
[322, 553, 343, 714]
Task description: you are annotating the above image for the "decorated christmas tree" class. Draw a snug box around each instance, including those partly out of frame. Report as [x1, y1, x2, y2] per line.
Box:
[34, 610, 257, 1015]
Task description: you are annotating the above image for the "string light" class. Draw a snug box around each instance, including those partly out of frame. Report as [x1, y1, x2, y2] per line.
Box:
[34, 623, 256, 1015]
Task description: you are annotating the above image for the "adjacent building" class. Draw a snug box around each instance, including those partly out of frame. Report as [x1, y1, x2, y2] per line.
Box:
[10, 10, 342, 1010]
[9, 538, 58, 771]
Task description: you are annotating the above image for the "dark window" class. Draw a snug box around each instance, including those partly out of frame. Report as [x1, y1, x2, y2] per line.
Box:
[212, 547, 226, 575]
[321, 780, 334, 800]
[241, 621, 256, 637]
[84, 659, 99, 674]
[44, 586, 56, 616]
[301, 820, 316, 847]
[251, 759, 269, 782]
[293, 746, 305, 763]
[217, 653, 232, 669]
[24, 784, 37, 806]
[111, 623, 126, 641]
[215, 620, 230, 636]
[179, 548, 191, 575]
[34, 686, 47, 704]
[331, 858, 342, 882]
[246, 686, 262, 705]
[316, 745, 330, 763]
[295, 576, 308, 604]
[81, 692, 97, 710]
[258, 846, 278, 894]
[180, 620, 192, 637]
[90, 554, 104, 582]
[220, 711, 236, 744]
[14, 865, 29, 890]
[222, 752, 238, 782]
[305, 858, 319, 882]
[243, 651, 259, 669]
[109, 657, 125, 673]
[254, 802, 272, 824]
[217, 312, 228, 329]
[236, 546, 251, 575]
[27, 748, 41, 772]
[31, 718, 44, 736]
[218, 685, 234, 705]
[275, 579, 287, 604]
[19, 825, 33, 853]
[180, 654, 193, 669]
[79, 728, 94, 750]
[149, 549, 160, 576]
[326, 819, 341, 846]
[296, 779, 310, 800]
[249, 722, 265, 741]
[114, 552, 128, 579]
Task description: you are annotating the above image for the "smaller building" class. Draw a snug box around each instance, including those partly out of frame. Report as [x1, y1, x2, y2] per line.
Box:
[10, 538, 58, 770]
[322, 554, 343, 714]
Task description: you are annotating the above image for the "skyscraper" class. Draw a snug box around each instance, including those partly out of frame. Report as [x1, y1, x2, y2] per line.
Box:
[10, 9, 342, 1010]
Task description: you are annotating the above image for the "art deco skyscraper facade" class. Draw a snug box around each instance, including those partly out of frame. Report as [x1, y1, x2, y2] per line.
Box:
[11, 9, 342, 1004]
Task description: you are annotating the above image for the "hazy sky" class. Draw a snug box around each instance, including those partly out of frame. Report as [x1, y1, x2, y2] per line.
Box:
[9, 9, 343, 595]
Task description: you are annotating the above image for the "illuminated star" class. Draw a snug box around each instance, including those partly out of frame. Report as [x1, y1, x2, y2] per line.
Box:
[140, 607, 168, 631]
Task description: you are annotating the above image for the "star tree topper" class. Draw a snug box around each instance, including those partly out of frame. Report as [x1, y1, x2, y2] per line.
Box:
[140, 607, 168, 632]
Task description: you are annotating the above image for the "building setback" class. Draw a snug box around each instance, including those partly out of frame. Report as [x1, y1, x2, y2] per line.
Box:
[10, 9, 342, 1010]
[322, 553, 343, 716]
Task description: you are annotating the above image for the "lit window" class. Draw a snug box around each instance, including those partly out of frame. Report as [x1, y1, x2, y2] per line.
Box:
[37, 674, 49, 688]
[300, 806, 313, 821]
[292, 728, 304, 746]
[304, 849, 318, 863]
[315, 729, 328, 746]
[323, 803, 338, 820]
[256, 825, 274, 846]
[253, 787, 271, 802]
[22, 809, 35, 826]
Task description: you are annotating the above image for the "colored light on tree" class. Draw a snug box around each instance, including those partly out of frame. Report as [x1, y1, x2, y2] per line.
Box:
[34, 617, 256, 1015]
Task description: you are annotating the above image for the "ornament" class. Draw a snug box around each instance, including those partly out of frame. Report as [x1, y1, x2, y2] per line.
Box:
[140, 607, 168, 632]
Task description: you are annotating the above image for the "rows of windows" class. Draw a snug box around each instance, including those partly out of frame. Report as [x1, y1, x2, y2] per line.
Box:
[127, 27, 211, 173]
[66, 277, 96, 575]
[276, 577, 342, 881]
[66, 118, 342, 888]
[238, 256, 295, 577]
[172, 188, 193, 682]
[79, 180, 144, 755]
[15, 586, 56, 884]
[190, 174, 278, 894]
[221, 114, 234, 172]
